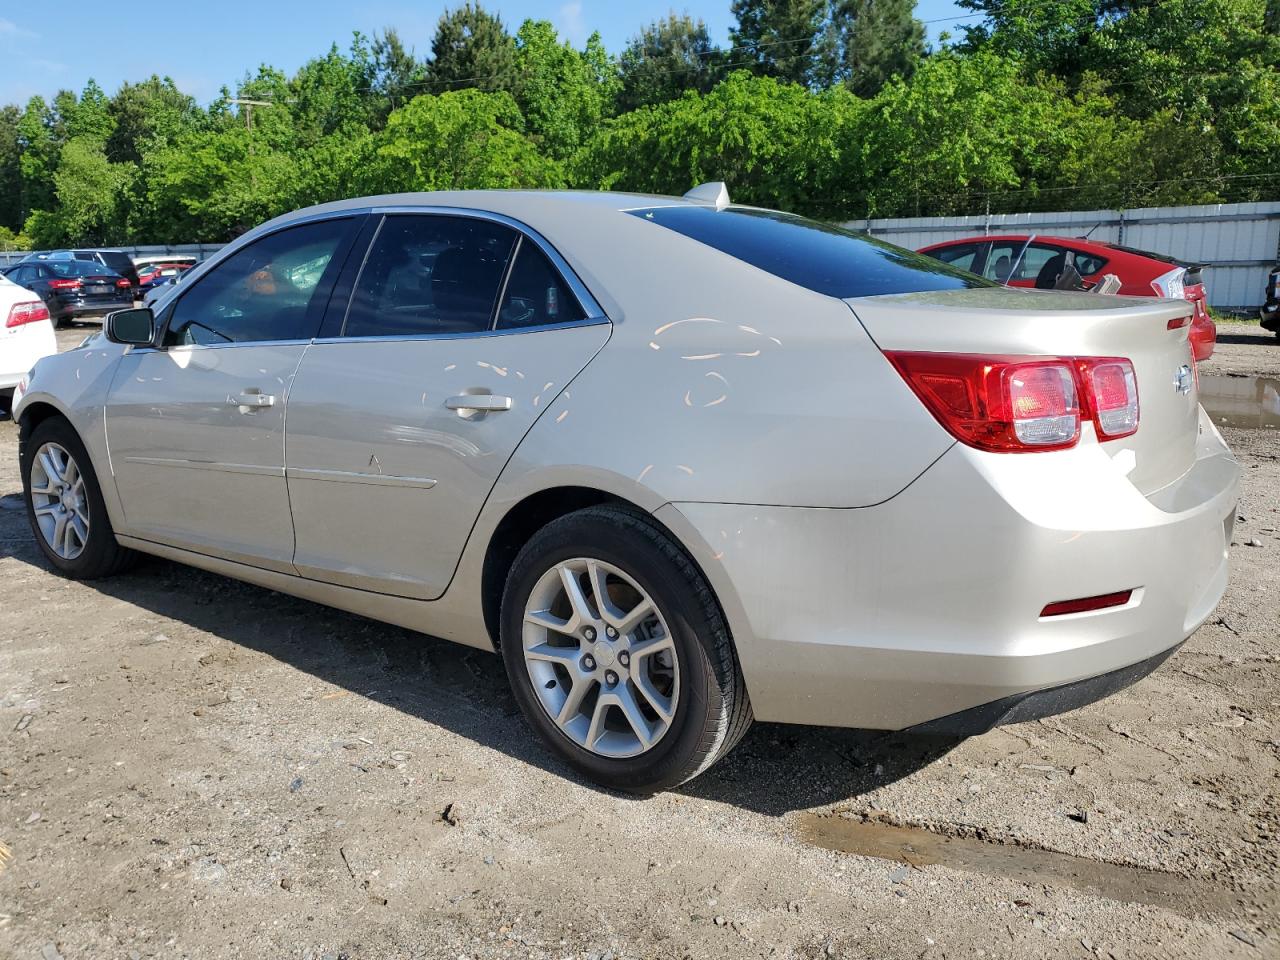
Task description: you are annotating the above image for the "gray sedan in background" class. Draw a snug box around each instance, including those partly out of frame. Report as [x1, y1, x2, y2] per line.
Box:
[12, 187, 1238, 792]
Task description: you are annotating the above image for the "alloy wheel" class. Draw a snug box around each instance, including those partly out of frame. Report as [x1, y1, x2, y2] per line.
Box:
[29, 442, 90, 560]
[522, 557, 679, 758]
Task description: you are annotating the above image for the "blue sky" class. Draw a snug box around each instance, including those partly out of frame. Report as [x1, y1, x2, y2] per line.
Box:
[0, 1, 972, 106]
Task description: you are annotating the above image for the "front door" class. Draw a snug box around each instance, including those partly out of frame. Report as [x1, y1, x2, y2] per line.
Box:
[285, 213, 610, 599]
[104, 217, 355, 571]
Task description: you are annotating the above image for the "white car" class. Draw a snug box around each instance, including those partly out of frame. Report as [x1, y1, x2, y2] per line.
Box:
[0, 274, 57, 416]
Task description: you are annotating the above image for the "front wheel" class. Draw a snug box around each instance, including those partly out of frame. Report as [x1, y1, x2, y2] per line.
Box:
[22, 416, 136, 578]
[500, 505, 751, 793]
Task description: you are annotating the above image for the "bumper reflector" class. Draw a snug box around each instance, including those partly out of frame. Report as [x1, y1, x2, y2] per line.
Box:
[1041, 590, 1134, 618]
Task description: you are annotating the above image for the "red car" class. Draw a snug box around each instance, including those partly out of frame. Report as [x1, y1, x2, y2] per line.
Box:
[919, 235, 1216, 360]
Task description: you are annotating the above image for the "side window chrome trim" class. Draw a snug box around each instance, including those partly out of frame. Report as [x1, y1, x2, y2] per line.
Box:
[312, 316, 610, 345]
[368, 205, 607, 322]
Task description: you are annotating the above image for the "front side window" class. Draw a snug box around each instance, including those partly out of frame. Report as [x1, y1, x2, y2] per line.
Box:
[343, 215, 517, 338]
[496, 241, 586, 330]
[630, 206, 991, 298]
[165, 218, 349, 346]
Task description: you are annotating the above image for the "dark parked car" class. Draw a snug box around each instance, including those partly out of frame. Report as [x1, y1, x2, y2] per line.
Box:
[22, 249, 141, 289]
[3, 259, 134, 326]
[1261, 264, 1279, 337]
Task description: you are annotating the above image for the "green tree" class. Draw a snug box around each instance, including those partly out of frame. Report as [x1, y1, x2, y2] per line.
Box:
[0, 106, 23, 230]
[729, 0, 826, 86]
[368, 89, 562, 192]
[616, 14, 724, 112]
[957, 0, 1103, 77]
[513, 20, 619, 160]
[371, 28, 427, 117]
[426, 3, 518, 93]
[576, 71, 863, 217]
[16, 96, 60, 218]
[822, 0, 926, 96]
[106, 76, 202, 164]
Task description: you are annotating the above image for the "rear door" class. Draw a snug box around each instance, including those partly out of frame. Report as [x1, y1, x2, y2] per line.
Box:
[284, 212, 611, 599]
[104, 216, 357, 571]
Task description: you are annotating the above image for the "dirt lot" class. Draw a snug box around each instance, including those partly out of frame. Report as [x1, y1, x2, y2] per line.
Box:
[1, 322, 1276, 959]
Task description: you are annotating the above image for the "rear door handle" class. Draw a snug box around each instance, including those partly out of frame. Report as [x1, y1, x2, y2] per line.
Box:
[446, 395, 512, 413]
[229, 392, 276, 410]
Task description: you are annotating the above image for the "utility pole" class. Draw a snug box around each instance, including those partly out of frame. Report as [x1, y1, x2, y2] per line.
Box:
[228, 98, 276, 191]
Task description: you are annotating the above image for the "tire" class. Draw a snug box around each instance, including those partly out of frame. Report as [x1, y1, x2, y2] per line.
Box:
[500, 505, 752, 793]
[21, 416, 136, 579]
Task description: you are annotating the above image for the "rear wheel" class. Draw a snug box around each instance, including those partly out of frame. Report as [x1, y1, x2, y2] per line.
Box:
[500, 505, 751, 793]
[22, 417, 136, 579]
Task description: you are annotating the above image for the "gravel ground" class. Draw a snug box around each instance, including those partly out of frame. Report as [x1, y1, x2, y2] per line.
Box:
[0, 320, 1276, 959]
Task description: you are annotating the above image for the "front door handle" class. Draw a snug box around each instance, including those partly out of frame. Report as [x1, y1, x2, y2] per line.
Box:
[446, 394, 512, 413]
[229, 392, 276, 410]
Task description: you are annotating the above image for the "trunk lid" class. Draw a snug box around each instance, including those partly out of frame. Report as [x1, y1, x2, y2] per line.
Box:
[847, 287, 1200, 496]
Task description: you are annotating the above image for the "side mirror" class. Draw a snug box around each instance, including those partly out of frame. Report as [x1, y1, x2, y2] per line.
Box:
[104, 307, 155, 346]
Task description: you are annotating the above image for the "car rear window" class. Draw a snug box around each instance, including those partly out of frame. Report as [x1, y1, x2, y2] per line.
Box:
[46, 260, 121, 278]
[629, 206, 992, 298]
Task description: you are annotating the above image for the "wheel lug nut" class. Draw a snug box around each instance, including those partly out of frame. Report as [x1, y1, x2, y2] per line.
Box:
[582, 655, 595, 671]
[605, 670, 618, 686]
[606, 626, 617, 639]
[618, 651, 629, 667]
[583, 627, 596, 641]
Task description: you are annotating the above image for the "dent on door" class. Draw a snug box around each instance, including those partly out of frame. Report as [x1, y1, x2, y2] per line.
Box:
[284, 323, 611, 599]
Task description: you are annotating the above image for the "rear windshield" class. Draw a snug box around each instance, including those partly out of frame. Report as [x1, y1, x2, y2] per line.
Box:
[629, 206, 992, 298]
[47, 260, 120, 278]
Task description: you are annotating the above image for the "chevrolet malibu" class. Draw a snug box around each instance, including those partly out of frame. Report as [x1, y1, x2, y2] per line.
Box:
[13, 188, 1239, 792]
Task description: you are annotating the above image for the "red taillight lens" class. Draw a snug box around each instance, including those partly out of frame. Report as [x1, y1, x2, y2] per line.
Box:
[1078, 358, 1139, 439]
[1188, 315, 1216, 362]
[115, 277, 131, 289]
[48, 278, 81, 290]
[6, 300, 50, 328]
[888, 352, 1140, 452]
[886, 353, 1080, 452]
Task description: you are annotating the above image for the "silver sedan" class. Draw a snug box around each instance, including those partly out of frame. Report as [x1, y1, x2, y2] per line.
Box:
[12, 187, 1239, 792]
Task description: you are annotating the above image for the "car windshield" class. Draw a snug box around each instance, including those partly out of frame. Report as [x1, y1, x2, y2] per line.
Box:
[629, 206, 993, 298]
[48, 261, 120, 278]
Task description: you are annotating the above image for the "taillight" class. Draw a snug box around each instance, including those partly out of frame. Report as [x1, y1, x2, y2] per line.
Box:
[885, 353, 1080, 452]
[887, 352, 1140, 452]
[1077, 358, 1139, 440]
[115, 278, 131, 289]
[6, 300, 50, 328]
[48, 278, 81, 290]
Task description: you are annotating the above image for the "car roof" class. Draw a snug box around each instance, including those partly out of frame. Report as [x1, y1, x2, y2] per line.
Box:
[259, 189, 708, 230]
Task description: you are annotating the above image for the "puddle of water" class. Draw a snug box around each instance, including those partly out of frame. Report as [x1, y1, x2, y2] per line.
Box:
[1199, 374, 1280, 431]
[794, 813, 1243, 917]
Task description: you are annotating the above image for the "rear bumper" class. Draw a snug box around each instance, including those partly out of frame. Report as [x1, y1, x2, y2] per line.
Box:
[664, 409, 1239, 729]
[907, 642, 1182, 735]
[51, 298, 132, 319]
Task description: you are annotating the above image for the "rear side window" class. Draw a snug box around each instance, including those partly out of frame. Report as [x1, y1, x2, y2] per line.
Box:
[496, 240, 585, 330]
[630, 206, 991, 298]
[929, 242, 983, 272]
[344, 215, 517, 338]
